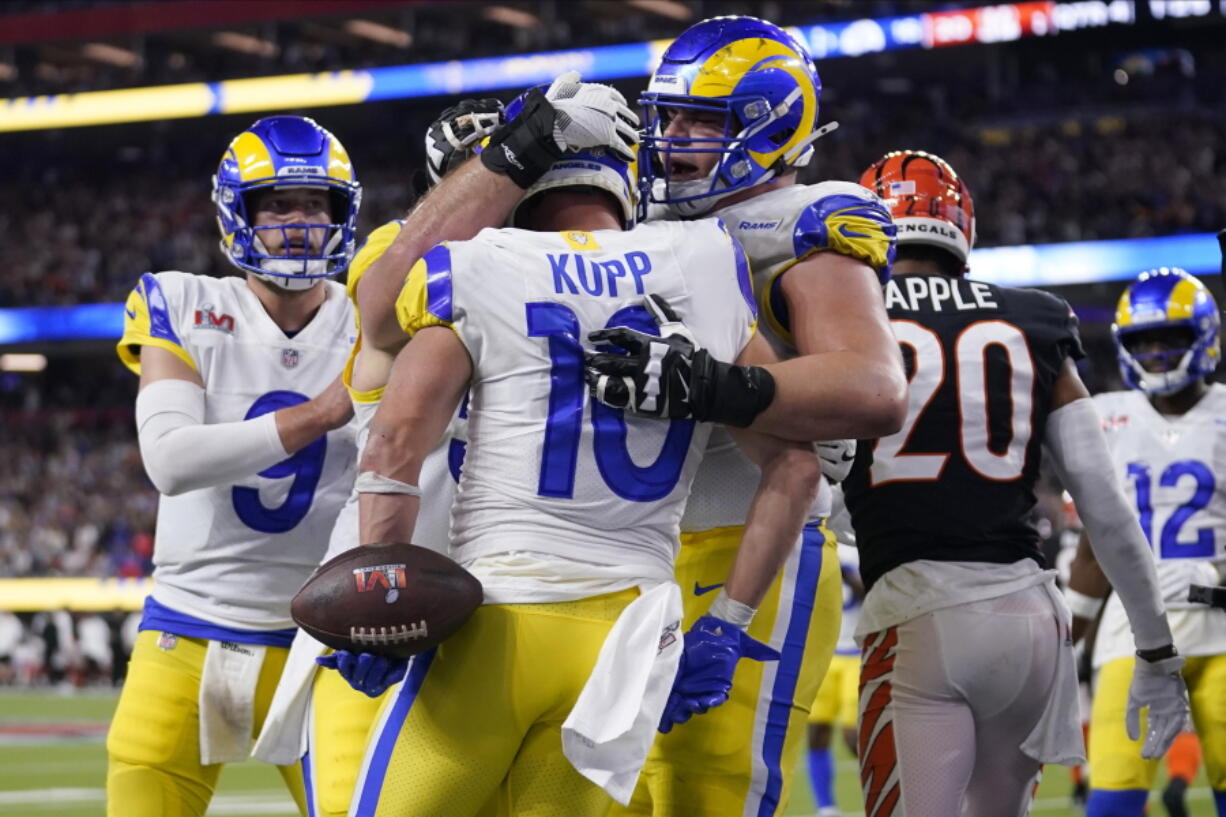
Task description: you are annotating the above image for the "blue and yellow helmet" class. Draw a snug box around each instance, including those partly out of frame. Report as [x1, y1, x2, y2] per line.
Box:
[640, 15, 822, 217]
[504, 86, 639, 229]
[1113, 267, 1220, 395]
[212, 116, 362, 289]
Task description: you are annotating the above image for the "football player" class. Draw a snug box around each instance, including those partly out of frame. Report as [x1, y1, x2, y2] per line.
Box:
[1065, 267, 1225, 817]
[835, 151, 1185, 817]
[106, 116, 362, 817]
[582, 17, 906, 817]
[337, 134, 824, 817]
[806, 494, 862, 817]
[252, 78, 638, 817]
[597, 148, 1191, 816]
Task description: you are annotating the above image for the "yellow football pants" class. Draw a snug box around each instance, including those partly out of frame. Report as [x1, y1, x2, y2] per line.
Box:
[306, 659, 390, 817]
[809, 653, 860, 728]
[106, 630, 307, 817]
[1090, 654, 1226, 791]
[350, 590, 637, 817]
[612, 522, 841, 817]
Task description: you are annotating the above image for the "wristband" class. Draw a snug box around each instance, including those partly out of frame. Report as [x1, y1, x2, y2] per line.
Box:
[707, 590, 756, 629]
[1064, 588, 1105, 620]
[478, 89, 561, 189]
[1136, 643, 1179, 663]
[355, 471, 422, 496]
[689, 351, 777, 428]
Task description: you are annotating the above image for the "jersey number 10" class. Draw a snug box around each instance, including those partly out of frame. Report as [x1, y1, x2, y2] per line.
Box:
[527, 301, 695, 502]
[872, 319, 1034, 486]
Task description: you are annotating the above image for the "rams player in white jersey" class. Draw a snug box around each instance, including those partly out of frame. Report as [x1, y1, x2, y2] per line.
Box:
[1067, 267, 1225, 817]
[582, 16, 905, 816]
[806, 514, 862, 817]
[336, 136, 825, 816]
[252, 78, 640, 817]
[106, 115, 361, 817]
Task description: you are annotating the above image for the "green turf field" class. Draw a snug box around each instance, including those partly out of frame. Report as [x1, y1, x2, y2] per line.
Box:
[0, 689, 1216, 816]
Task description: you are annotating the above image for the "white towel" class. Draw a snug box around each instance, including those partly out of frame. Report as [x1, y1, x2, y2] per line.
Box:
[198, 640, 267, 765]
[561, 581, 683, 805]
[1020, 578, 1086, 766]
[251, 629, 327, 765]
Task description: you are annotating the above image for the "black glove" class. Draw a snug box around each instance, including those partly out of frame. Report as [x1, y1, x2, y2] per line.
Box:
[479, 89, 562, 189]
[585, 295, 776, 428]
[425, 98, 505, 188]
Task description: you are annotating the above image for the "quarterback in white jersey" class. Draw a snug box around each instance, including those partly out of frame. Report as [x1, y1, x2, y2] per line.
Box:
[1067, 267, 1226, 816]
[581, 16, 903, 817]
[334, 141, 822, 817]
[106, 115, 360, 817]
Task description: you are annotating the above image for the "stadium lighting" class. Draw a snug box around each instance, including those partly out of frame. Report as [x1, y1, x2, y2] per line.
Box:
[211, 31, 280, 58]
[626, 0, 694, 21]
[483, 6, 541, 28]
[81, 43, 142, 68]
[344, 19, 412, 48]
[0, 354, 47, 372]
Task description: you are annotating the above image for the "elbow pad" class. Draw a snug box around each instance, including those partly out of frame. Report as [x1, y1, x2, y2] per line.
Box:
[136, 379, 287, 496]
[1044, 397, 1172, 650]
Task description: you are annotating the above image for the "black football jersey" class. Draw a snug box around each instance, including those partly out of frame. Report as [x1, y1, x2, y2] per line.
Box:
[843, 272, 1085, 591]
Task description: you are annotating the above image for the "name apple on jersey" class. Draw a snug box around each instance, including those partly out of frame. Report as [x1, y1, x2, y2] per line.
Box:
[884, 274, 1000, 313]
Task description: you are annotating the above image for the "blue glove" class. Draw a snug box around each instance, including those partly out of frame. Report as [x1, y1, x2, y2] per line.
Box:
[316, 650, 408, 698]
[659, 615, 781, 733]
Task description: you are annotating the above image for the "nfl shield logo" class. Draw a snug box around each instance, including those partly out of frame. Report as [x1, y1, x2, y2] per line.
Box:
[281, 348, 299, 369]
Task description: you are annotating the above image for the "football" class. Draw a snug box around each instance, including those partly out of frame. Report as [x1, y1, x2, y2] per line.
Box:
[291, 543, 483, 658]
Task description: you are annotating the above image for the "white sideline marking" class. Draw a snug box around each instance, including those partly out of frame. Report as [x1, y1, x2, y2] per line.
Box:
[0, 788, 297, 814]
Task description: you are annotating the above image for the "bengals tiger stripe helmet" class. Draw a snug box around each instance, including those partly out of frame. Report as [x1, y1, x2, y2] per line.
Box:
[859, 150, 975, 267]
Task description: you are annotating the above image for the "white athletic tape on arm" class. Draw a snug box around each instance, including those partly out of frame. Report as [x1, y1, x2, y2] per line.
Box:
[1044, 397, 1172, 650]
[708, 590, 756, 629]
[355, 471, 422, 496]
[135, 378, 288, 496]
[1064, 588, 1106, 620]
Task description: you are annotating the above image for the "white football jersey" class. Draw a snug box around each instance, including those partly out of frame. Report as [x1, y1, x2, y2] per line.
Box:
[394, 221, 757, 576]
[119, 272, 358, 629]
[662, 182, 894, 531]
[1090, 385, 1226, 665]
[834, 543, 862, 655]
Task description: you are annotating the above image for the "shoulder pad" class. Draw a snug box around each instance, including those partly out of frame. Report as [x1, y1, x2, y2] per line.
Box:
[116, 272, 197, 375]
[793, 185, 896, 282]
[347, 220, 405, 303]
[394, 242, 455, 338]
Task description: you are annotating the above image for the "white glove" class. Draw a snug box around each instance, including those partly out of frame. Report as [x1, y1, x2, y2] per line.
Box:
[1126, 654, 1189, 758]
[1156, 560, 1221, 607]
[817, 439, 856, 483]
[544, 71, 639, 162]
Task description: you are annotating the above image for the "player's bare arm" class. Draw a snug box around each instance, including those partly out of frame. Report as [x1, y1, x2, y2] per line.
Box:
[751, 252, 906, 440]
[358, 327, 472, 546]
[356, 73, 639, 358]
[135, 345, 353, 495]
[1068, 530, 1111, 643]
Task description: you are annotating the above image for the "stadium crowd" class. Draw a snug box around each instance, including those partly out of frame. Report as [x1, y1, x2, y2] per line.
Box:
[1, 107, 1222, 310]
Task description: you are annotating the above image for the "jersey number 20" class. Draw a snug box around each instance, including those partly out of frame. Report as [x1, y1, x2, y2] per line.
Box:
[872, 319, 1033, 486]
[527, 301, 695, 502]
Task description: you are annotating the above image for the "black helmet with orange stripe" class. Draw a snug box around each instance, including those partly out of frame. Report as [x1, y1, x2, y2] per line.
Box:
[859, 150, 975, 271]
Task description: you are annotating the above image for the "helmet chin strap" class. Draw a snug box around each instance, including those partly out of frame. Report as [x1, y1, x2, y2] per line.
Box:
[251, 230, 343, 290]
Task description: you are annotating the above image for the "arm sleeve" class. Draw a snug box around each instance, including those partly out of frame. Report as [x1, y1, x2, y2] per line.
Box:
[135, 379, 289, 496]
[1043, 397, 1173, 650]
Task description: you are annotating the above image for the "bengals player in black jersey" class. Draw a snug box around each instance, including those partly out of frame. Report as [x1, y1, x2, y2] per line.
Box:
[840, 151, 1186, 817]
